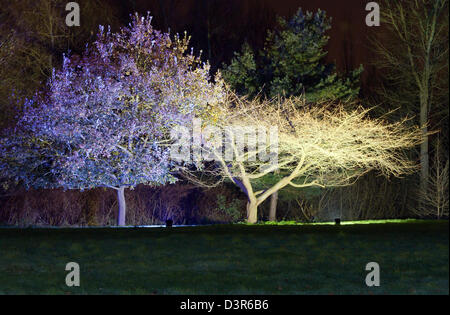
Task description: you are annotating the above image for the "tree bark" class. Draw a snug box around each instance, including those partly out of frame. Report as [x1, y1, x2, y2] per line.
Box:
[117, 186, 126, 226]
[246, 201, 258, 224]
[269, 191, 278, 221]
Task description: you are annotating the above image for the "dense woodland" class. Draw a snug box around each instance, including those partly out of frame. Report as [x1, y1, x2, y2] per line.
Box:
[0, 0, 448, 226]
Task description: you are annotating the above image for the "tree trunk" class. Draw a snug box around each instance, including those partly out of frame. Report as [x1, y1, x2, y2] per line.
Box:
[420, 93, 429, 194]
[269, 191, 278, 221]
[117, 186, 126, 226]
[246, 201, 258, 224]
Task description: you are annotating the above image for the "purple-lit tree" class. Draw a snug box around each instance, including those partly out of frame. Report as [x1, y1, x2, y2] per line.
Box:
[0, 14, 224, 226]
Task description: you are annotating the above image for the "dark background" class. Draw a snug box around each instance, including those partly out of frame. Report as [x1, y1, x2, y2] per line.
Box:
[108, 0, 377, 93]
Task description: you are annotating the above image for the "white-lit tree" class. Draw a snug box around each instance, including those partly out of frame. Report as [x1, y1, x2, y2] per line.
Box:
[372, 0, 449, 197]
[181, 94, 425, 223]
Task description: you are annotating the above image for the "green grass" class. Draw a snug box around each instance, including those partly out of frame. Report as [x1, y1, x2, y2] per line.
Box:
[0, 220, 448, 294]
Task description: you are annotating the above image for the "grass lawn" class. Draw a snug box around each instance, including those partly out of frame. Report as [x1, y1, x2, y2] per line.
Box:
[0, 220, 448, 294]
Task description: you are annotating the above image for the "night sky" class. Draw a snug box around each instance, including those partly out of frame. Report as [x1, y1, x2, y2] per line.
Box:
[106, 0, 378, 92]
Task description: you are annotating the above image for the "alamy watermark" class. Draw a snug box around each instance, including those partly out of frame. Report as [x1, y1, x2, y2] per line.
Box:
[65, 262, 80, 287]
[63, 1, 380, 29]
[170, 118, 279, 170]
[65, 2, 80, 27]
[365, 2, 380, 27]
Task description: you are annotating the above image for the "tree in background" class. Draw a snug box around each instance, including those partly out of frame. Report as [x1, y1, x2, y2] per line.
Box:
[222, 8, 363, 102]
[413, 137, 449, 218]
[0, 14, 224, 226]
[0, 0, 119, 129]
[0, 32, 20, 129]
[182, 93, 424, 223]
[371, 0, 449, 207]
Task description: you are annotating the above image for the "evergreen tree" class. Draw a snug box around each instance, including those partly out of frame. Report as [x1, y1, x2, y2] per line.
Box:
[222, 8, 363, 102]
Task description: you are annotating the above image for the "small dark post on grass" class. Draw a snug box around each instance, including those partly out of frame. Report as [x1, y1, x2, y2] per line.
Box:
[166, 219, 173, 228]
[335, 218, 341, 225]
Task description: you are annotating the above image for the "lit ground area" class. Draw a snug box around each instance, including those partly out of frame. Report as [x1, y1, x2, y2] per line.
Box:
[0, 220, 448, 294]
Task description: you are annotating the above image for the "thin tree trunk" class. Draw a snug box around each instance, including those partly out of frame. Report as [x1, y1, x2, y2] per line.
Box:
[269, 191, 278, 221]
[420, 94, 429, 194]
[117, 186, 126, 226]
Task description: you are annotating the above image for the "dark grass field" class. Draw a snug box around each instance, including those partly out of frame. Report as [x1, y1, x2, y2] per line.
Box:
[0, 220, 448, 294]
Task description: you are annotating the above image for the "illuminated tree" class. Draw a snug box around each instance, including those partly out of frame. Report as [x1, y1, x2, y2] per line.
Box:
[222, 8, 363, 221]
[0, 14, 224, 226]
[182, 94, 424, 223]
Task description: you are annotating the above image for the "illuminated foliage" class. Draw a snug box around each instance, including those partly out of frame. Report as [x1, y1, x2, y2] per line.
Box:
[222, 8, 362, 102]
[0, 13, 224, 225]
